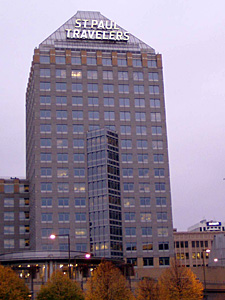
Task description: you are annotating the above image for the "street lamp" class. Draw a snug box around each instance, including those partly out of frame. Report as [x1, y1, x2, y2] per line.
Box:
[202, 249, 210, 300]
[49, 234, 71, 279]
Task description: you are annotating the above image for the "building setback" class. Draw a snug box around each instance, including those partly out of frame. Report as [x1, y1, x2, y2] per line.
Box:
[26, 11, 174, 268]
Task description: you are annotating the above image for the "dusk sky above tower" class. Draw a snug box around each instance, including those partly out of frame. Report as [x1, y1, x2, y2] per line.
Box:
[1, 0, 225, 231]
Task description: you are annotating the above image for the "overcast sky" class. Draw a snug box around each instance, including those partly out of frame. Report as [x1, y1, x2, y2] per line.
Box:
[1, 0, 225, 231]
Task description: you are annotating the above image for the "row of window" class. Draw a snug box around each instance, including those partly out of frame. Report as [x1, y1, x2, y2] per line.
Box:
[40, 69, 159, 81]
[39, 55, 157, 68]
[126, 241, 169, 252]
[4, 212, 29, 221]
[2, 198, 29, 207]
[4, 225, 29, 235]
[41, 243, 87, 252]
[40, 96, 161, 108]
[40, 82, 160, 94]
[124, 212, 168, 222]
[175, 240, 209, 248]
[4, 239, 29, 249]
[2, 184, 29, 193]
[176, 252, 210, 260]
[125, 226, 168, 237]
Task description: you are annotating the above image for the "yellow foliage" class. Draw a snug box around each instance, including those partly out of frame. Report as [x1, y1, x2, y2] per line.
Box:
[135, 278, 158, 300]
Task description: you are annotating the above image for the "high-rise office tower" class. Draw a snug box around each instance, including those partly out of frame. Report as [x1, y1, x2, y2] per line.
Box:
[26, 11, 174, 267]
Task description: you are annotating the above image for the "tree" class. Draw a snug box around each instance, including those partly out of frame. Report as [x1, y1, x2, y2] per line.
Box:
[158, 260, 203, 300]
[135, 277, 158, 300]
[85, 261, 134, 300]
[0, 265, 30, 300]
[37, 271, 84, 300]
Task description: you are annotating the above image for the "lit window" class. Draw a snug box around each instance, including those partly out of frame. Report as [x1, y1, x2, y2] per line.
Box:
[157, 227, 168, 237]
[71, 70, 82, 78]
[140, 213, 151, 222]
[57, 168, 69, 178]
[75, 229, 87, 237]
[139, 183, 150, 193]
[159, 257, 170, 266]
[74, 183, 85, 193]
[124, 197, 135, 206]
[143, 243, 153, 251]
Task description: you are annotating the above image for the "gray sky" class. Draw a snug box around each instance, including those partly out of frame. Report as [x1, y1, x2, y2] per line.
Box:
[1, 0, 225, 231]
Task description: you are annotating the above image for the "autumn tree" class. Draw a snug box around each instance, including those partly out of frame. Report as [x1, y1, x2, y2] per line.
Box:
[158, 260, 203, 300]
[37, 271, 84, 300]
[0, 265, 30, 300]
[85, 261, 134, 300]
[135, 277, 158, 300]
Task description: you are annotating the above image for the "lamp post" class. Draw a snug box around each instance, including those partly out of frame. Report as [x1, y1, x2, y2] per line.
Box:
[74, 252, 92, 290]
[49, 234, 71, 279]
[202, 249, 210, 300]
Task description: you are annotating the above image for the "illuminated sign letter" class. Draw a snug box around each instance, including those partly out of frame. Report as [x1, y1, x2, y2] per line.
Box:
[75, 19, 82, 28]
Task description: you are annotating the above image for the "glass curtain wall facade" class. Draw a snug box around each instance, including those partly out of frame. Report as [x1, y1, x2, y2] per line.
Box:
[26, 11, 174, 267]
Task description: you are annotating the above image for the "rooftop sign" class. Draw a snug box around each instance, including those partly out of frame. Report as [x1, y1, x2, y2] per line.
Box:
[65, 19, 129, 41]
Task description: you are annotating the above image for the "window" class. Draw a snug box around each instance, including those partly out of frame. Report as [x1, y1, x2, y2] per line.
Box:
[74, 168, 85, 177]
[88, 83, 98, 92]
[72, 96, 83, 106]
[87, 57, 96, 65]
[124, 197, 135, 207]
[124, 212, 135, 221]
[57, 168, 68, 178]
[40, 69, 50, 77]
[19, 198, 29, 207]
[74, 182, 85, 193]
[135, 112, 146, 121]
[56, 96, 67, 105]
[133, 59, 142, 67]
[71, 70, 82, 78]
[76, 243, 87, 251]
[149, 85, 160, 94]
[41, 167, 52, 177]
[103, 84, 114, 93]
[119, 84, 129, 93]
[137, 154, 148, 163]
[87, 70, 98, 79]
[134, 85, 144, 94]
[40, 124, 51, 133]
[142, 227, 152, 236]
[159, 242, 169, 250]
[41, 183, 52, 192]
[118, 71, 128, 80]
[72, 111, 83, 120]
[125, 227, 136, 236]
[88, 97, 99, 106]
[59, 213, 69, 223]
[137, 140, 148, 149]
[57, 139, 68, 148]
[40, 110, 51, 119]
[75, 198, 86, 206]
[127, 258, 137, 266]
[74, 153, 85, 162]
[143, 243, 153, 251]
[104, 97, 114, 106]
[57, 183, 69, 192]
[157, 212, 167, 221]
[149, 72, 159, 81]
[71, 57, 81, 65]
[157, 227, 168, 237]
[89, 111, 99, 120]
[151, 112, 161, 122]
[154, 168, 165, 177]
[105, 125, 115, 131]
[4, 240, 14, 249]
[41, 228, 53, 238]
[4, 225, 14, 235]
[156, 197, 167, 206]
[75, 229, 87, 237]
[121, 153, 133, 163]
[120, 125, 131, 135]
[57, 124, 68, 133]
[19, 225, 30, 234]
[121, 140, 132, 149]
[56, 82, 67, 91]
[155, 182, 166, 192]
[73, 124, 84, 134]
[153, 154, 164, 163]
[41, 198, 52, 207]
[4, 212, 14, 221]
[40, 56, 50, 63]
[75, 213, 86, 222]
[56, 110, 67, 119]
[152, 140, 163, 149]
[57, 153, 68, 162]
[40, 96, 51, 105]
[159, 257, 170, 266]
[135, 98, 145, 107]
[55, 56, 65, 64]
[118, 58, 127, 66]
[41, 213, 52, 223]
[148, 60, 157, 67]
[59, 228, 70, 235]
[103, 70, 113, 80]
[136, 126, 147, 135]
[104, 111, 115, 121]
[40, 153, 52, 162]
[133, 71, 143, 80]
[56, 69, 66, 78]
[139, 183, 150, 192]
[119, 98, 130, 107]
[143, 257, 154, 266]
[138, 168, 149, 178]
[140, 213, 151, 222]
[126, 242, 137, 251]
[73, 138, 84, 148]
[123, 182, 134, 192]
[72, 83, 82, 92]
[152, 126, 162, 135]
[20, 239, 30, 248]
[89, 125, 100, 131]
[150, 99, 160, 108]
[4, 198, 14, 207]
[40, 82, 51, 91]
[102, 58, 112, 66]
[120, 111, 130, 121]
